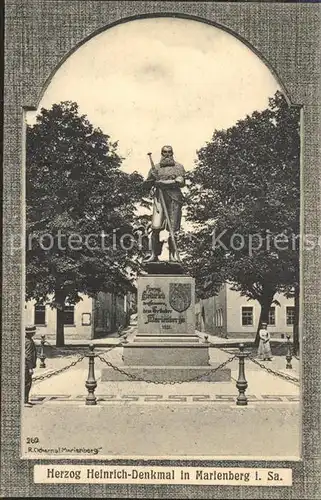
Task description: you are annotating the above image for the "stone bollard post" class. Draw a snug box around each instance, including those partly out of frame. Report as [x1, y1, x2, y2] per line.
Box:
[236, 344, 248, 406]
[85, 344, 97, 406]
[39, 335, 46, 368]
[286, 335, 293, 369]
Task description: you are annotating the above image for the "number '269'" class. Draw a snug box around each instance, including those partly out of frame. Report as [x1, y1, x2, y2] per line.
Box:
[26, 437, 39, 444]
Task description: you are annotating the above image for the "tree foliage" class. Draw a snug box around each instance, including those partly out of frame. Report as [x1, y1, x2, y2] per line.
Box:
[182, 91, 300, 343]
[26, 101, 144, 345]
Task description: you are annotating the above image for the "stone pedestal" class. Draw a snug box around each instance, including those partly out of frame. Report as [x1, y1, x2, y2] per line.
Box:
[101, 269, 231, 382]
[123, 343, 209, 366]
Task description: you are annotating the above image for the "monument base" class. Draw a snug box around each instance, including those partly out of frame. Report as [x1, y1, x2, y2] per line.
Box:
[100, 340, 232, 382]
[100, 271, 231, 383]
[100, 364, 231, 383]
[122, 342, 210, 366]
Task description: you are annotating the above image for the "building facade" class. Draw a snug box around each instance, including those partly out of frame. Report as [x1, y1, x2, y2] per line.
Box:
[25, 292, 133, 340]
[195, 283, 295, 339]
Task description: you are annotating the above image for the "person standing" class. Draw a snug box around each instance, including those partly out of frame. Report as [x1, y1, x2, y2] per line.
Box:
[25, 325, 37, 407]
[257, 322, 273, 361]
[144, 145, 185, 262]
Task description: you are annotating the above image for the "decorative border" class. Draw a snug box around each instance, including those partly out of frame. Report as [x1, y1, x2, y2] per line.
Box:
[2, 1, 321, 498]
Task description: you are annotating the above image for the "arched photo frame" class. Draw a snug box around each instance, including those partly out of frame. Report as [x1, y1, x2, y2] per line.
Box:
[2, 1, 321, 499]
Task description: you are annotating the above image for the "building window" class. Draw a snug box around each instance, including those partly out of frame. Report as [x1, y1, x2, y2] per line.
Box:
[64, 305, 75, 325]
[242, 306, 253, 326]
[34, 304, 46, 325]
[286, 306, 295, 326]
[268, 307, 276, 326]
[82, 313, 91, 326]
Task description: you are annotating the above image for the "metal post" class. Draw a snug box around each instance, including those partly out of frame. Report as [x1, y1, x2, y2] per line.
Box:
[85, 344, 97, 405]
[39, 335, 46, 368]
[236, 344, 248, 406]
[286, 334, 293, 369]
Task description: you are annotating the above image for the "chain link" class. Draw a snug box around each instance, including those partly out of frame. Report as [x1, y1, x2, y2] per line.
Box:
[217, 342, 287, 356]
[96, 353, 237, 384]
[247, 355, 299, 385]
[218, 342, 296, 359]
[216, 344, 299, 386]
[33, 354, 86, 382]
[33, 337, 125, 383]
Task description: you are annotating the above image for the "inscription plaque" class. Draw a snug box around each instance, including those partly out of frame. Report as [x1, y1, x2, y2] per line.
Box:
[137, 275, 195, 335]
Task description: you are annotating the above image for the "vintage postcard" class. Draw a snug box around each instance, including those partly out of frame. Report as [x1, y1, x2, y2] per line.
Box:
[2, 0, 321, 498]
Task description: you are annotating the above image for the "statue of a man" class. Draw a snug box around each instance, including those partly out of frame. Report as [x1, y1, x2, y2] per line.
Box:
[144, 145, 185, 262]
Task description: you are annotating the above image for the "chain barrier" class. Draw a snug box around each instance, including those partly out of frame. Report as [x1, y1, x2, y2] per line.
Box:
[33, 334, 299, 391]
[33, 354, 86, 382]
[96, 353, 237, 385]
[215, 343, 299, 386]
[247, 355, 299, 385]
[216, 341, 286, 356]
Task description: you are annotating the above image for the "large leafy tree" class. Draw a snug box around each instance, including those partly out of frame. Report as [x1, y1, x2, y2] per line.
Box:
[183, 91, 300, 347]
[26, 101, 144, 346]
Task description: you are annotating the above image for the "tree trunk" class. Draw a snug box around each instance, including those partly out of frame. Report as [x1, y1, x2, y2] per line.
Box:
[55, 290, 66, 347]
[56, 307, 65, 347]
[293, 284, 300, 355]
[111, 293, 117, 333]
[254, 291, 275, 347]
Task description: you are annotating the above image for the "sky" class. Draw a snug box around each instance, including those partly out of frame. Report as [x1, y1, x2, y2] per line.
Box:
[27, 17, 280, 178]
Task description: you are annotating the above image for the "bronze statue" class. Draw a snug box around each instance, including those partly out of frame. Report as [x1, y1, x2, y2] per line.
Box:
[144, 145, 185, 262]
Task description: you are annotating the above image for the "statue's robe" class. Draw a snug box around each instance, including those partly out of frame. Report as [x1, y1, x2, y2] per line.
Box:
[146, 162, 185, 232]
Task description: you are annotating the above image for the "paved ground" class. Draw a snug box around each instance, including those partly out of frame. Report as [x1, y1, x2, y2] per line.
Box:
[22, 333, 300, 460]
[22, 404, 299, 460]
